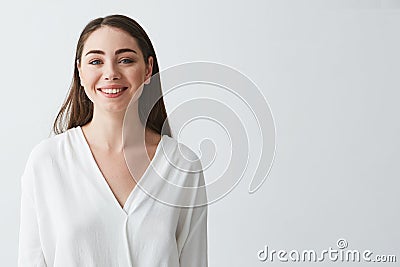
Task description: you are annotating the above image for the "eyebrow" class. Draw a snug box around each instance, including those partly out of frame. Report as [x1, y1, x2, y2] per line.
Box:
[84, 48, 137, 56]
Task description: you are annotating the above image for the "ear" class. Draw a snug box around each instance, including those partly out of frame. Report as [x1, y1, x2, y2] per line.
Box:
[144, 56, 154, 85]
[77, 59, 82, 75]
[76, 59, 84, 86]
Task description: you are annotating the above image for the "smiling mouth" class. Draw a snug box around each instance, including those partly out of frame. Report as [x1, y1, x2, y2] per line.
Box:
[97, 87, 128, 94]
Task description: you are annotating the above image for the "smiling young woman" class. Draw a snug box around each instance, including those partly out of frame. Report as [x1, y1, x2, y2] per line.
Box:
[78, 26, 153, 115]
[18, 15, 208, 267]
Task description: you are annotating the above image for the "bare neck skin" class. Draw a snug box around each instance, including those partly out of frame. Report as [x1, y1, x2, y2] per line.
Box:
[81, 101, 157, 153]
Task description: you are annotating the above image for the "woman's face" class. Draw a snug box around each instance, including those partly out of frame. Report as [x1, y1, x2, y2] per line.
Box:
[78, 26, 153, 114]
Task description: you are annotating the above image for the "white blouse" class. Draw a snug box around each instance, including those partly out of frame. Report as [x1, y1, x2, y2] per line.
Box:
[18, 126, 208, 267]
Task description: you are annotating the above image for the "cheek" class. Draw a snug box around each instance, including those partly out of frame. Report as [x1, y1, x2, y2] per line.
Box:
[80, 68, 100, 89]
[79, 71, 98, 101]
[83, 87, 95, 102]
[125, 66, 147, 83]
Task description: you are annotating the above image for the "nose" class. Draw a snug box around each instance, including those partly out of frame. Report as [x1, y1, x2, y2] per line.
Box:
[103, 62, 120, 80]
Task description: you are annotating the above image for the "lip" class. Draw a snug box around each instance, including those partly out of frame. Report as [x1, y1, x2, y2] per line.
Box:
[97, 85, 128, 98]
[98, 84, 128, 90]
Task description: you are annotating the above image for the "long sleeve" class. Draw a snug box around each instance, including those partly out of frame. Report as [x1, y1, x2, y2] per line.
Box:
[17, 129, 207, 266]
[18, 153, 47, 266]
[178, 171, 208, 267]
[179, 205, 208, 266]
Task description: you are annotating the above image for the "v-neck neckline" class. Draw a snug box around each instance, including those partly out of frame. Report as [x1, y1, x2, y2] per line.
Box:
[76, 126, 165, 215]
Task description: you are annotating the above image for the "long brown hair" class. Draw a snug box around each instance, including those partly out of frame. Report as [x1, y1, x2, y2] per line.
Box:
[53, 14, 172, 137]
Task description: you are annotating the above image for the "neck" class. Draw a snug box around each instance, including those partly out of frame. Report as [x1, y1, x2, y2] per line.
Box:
[83, 102, 146, 152]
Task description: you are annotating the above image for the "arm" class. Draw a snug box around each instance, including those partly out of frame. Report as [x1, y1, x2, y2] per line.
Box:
[179, 171, 208, 267]
[179, 204, 208, 267]
[18, 155, 46, 266]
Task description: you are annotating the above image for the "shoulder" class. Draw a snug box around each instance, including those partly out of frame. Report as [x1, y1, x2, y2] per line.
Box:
[161, 135, 201, 161]
[159, 135, 204, 186]
[22, 127, 81, 183]
[154, 135, 207, 207]
[161, 135, 202, 169]
[27, 127, 80, 166]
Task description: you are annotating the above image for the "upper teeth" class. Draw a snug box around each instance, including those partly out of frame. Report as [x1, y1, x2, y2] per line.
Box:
[102, 88, 124, 94]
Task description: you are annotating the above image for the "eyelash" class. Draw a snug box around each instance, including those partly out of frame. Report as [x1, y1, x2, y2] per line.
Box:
[89, 59, 102, 65]
[120, 58, 134, 64]
[88, 58, 135, 65]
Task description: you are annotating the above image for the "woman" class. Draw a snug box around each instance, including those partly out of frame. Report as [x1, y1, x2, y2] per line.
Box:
[18, 14, 208, 266]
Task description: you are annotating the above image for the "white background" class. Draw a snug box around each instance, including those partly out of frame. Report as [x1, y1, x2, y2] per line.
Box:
[1, 0, 399, 265]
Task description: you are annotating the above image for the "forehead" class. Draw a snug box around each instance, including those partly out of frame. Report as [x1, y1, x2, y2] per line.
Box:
[82, 26, 141, 55]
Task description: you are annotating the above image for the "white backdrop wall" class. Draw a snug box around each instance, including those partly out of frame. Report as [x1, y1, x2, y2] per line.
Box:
[1, 0, 399, 266]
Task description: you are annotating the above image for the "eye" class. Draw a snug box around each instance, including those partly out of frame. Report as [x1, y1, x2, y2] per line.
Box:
[119, 58, 134, 64]
[89, 59, 102, 65]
